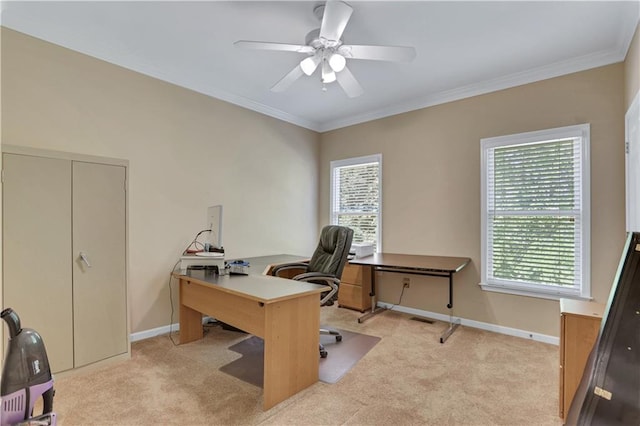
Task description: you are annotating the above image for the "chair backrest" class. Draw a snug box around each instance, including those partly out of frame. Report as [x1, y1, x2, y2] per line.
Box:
[307, 225, 354, 278]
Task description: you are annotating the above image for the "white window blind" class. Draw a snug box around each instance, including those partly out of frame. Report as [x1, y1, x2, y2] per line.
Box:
[481, 124, 590, 299]
[330, 154, 382, 251]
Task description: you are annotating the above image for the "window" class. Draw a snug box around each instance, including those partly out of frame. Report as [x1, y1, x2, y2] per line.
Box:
[481, 124, 590, 299]
[330, 154, 382, 251]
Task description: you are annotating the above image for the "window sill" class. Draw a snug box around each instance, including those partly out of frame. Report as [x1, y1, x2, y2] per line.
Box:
[479, 282, 592, 301]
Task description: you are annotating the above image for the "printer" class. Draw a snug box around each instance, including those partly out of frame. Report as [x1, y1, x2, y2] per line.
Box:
[350, 242, 375, 259]
[179, 252, 225, 274]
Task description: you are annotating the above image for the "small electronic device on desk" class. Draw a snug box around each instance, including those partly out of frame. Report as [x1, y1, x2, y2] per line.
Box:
[185, 264, 220, 281]
[180, 253, 224, 274]
[227, 259, 250, 275]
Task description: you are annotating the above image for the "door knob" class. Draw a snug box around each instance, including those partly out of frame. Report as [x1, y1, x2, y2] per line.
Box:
[79, 252, 92, 268]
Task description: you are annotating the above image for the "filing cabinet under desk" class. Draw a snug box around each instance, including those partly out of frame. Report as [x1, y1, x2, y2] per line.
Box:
[559, 298, 605, 421]
[338, 263, 372, 312]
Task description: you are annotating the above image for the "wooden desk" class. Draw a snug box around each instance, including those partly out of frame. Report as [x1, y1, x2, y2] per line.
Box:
[250, 254, 310, 276]
[349, 253, 471, 343]
[175, 267, 329, 410]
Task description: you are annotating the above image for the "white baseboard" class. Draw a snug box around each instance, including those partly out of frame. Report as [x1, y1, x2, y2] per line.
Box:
[130, 309, 559, 346]
[130, 316, 213, 343]
[131, 323, 177, 342]
[377, 302, 560, 346]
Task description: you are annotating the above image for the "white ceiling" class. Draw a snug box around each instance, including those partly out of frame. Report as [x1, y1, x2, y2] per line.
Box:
[1, 1, 639, 132]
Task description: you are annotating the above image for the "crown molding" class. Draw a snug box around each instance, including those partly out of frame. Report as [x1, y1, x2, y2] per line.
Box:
[2, 9, 636, 135]
[318, 47, 627, 132]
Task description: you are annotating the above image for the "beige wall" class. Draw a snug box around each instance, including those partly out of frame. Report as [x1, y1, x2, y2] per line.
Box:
[625, 22, 640, 109]
[319, 64, 626, 337]
[1, 26, 634, 340]
[1, 28, 321, 333]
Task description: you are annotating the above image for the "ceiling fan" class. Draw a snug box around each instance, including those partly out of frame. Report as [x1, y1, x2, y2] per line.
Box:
[234, 1, 416, 98]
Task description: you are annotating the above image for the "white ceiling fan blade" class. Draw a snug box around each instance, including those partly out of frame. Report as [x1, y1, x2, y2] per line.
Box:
[234, 40, 314, 54]
[336, 66, 363, 98]
[319, 1, 353, 43]
[339, 45, 416, 62]
[270, 65, 305, 92]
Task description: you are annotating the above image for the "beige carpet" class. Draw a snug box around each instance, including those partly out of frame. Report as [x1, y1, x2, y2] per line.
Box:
[52, 305, 562, 425]
[219, 328, 381, 386]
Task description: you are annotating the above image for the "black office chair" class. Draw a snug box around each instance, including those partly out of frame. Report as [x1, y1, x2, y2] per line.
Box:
[271, 225, 354, 358]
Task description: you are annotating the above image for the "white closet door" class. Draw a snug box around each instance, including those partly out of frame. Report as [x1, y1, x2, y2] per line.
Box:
[72, 161, 127, 367]
[2, 153, 74, 372]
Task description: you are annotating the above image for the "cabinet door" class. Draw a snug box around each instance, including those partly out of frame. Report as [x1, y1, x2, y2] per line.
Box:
[2, 153, 74, 372]
[560, 313, 601, 420]
[72, 161, 127, 367]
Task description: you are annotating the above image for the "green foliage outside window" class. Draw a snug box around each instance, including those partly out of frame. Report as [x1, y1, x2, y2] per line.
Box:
[332, 157, 380, 251]
[490, 139, 578, 287]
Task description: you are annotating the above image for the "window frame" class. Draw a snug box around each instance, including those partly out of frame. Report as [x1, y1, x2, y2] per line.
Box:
[480, 124, 591, 300]
[330, 154, 382, 252]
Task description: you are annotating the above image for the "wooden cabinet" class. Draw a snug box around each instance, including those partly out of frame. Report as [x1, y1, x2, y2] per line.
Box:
[338, 263, 372, 312]
[559, 299, 605, 421]
[266, 259, 372, 312]
[2, 148, 129, 373]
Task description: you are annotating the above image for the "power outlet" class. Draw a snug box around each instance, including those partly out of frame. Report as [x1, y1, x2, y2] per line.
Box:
[402, 277, 410, 288]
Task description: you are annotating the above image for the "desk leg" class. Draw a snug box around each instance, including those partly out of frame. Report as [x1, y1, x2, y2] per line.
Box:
[440, 318, 461, 343]
[179, 279, 204, 344]
[439, 273, 459, 343]
[263, 293, 320, 410]
[447, 272, 453, 309]
[358, 266, 386, 323]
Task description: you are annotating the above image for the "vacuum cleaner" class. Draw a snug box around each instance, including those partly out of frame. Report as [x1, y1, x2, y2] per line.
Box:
[1, 308, 56, 426]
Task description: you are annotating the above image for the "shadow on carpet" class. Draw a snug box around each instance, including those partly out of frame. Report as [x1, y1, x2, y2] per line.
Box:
[219, 327, 381, 387]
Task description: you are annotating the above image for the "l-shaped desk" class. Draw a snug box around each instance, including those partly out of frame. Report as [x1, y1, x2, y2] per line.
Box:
[175, 257, 327, 410]
[349, 253, 470, 343]
[175, 253, 469, 410]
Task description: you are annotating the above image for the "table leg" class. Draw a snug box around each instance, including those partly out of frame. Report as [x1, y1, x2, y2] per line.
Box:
[179, 279, 204, 344]
[439, 272, 459, 343]
[358, 266, 386, 323]
[440, 318, 461, 343]
[447, 272, 453, 309]
[263, 293, 320, 410]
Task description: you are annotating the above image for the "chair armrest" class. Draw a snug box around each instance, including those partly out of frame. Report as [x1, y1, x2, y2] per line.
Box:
[293, 272, 338, 283]
[293, 273, 340, 306]
[271, 262, 309, 277]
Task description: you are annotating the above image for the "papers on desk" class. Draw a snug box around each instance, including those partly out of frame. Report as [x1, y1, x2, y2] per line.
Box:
[350, 243, 375, 259]
[195, 251, 224, 257]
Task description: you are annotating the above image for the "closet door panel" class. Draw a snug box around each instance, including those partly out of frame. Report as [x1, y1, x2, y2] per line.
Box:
[2, 153, 73, 372]
[72, 161, 127, 367]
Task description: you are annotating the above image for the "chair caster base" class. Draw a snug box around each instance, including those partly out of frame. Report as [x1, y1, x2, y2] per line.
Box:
[319, 342, 328, 358]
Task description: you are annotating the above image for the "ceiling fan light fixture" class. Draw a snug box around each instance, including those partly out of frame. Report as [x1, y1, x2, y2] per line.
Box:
[236, 1, 415, 97]
[322, 71, 337, 84]
[300, 55, 320, 76]
[328, 53, 346, 72]
[321, 60, 337, 83]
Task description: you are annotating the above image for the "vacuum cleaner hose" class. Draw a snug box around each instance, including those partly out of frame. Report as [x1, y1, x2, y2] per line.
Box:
[1, 308, 22, 339]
